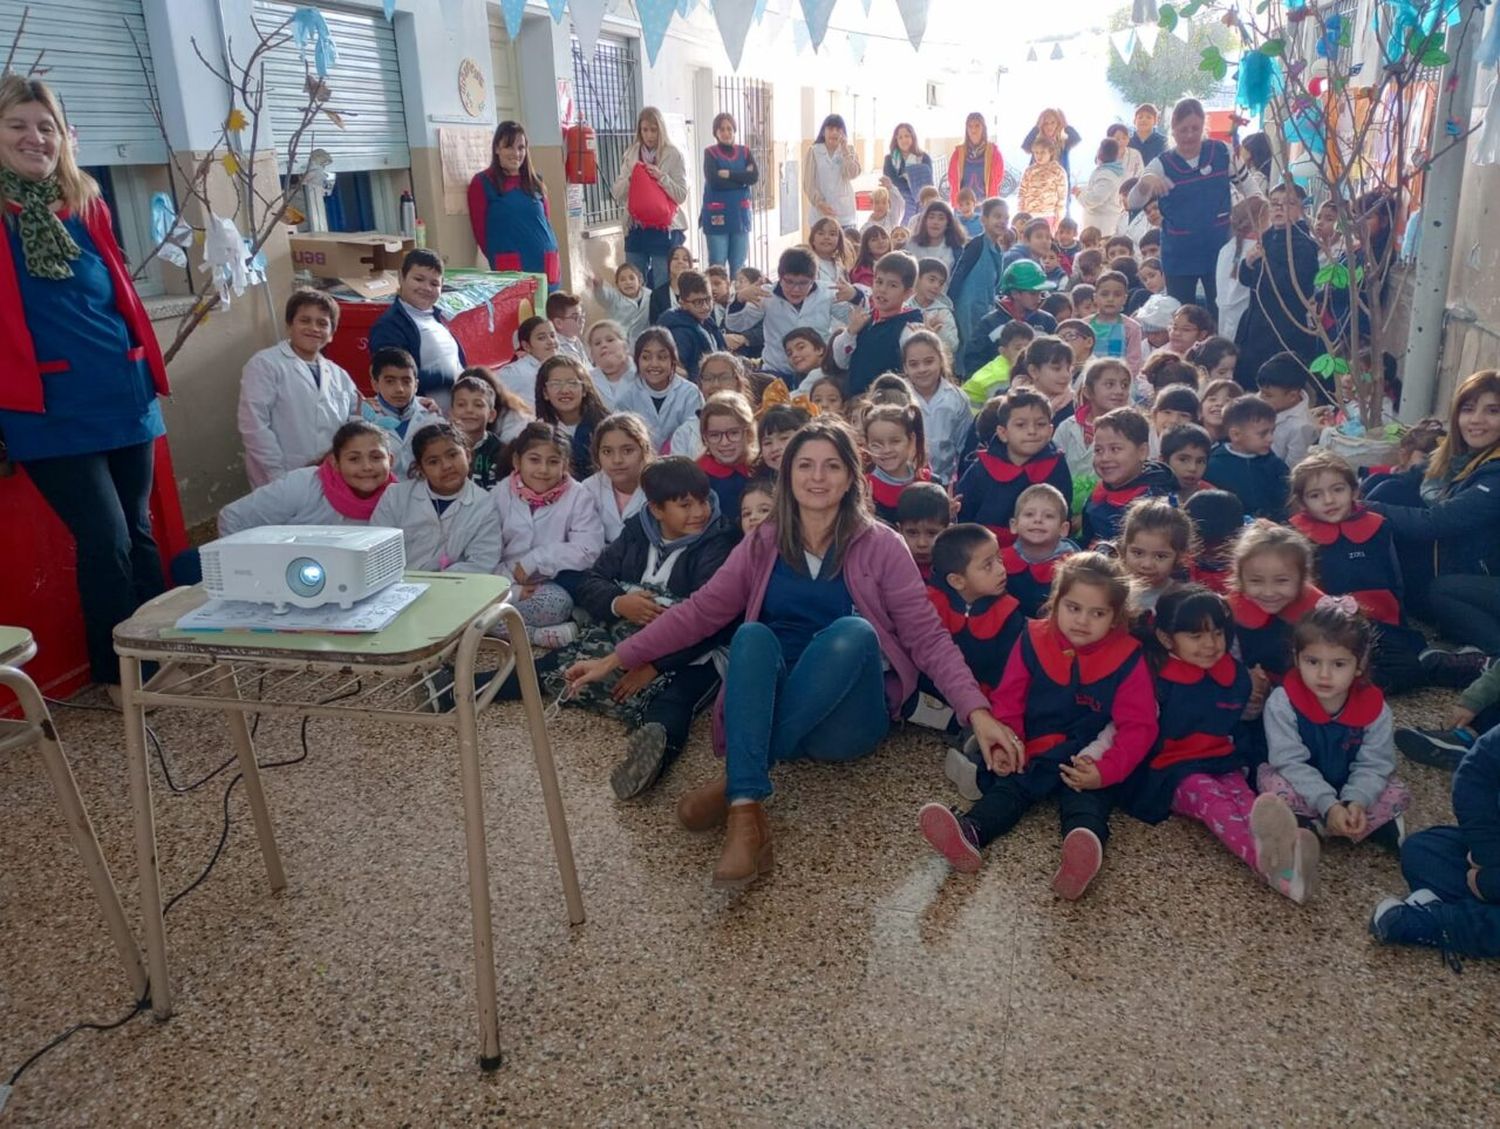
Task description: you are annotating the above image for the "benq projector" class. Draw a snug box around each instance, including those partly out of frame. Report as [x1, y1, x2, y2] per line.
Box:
[199, 526, 405, 611]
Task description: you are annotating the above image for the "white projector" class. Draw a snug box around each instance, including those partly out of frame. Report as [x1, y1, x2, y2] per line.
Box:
[199, 526, 406, 611]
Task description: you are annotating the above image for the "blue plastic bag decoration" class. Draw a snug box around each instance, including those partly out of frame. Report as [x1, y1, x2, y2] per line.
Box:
[1480, 0, 1500, 69]
[1237, 49, 1279, 116]
[1318, 14, 1342, 60]
[1382, 0, 1461, 65]
[149, 192, 193, 269]
[291, 7, 338, 77]
[1286, 96, 1328, 159]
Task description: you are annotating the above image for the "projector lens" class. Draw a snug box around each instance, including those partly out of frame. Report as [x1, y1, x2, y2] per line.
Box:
[286, 556, 326, 598]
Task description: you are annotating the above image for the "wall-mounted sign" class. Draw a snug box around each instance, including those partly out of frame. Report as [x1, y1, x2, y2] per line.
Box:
[458, 57, 487, 118]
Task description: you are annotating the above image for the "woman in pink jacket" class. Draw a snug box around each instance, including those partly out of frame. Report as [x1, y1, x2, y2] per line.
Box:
[566, 419, 1021, 890]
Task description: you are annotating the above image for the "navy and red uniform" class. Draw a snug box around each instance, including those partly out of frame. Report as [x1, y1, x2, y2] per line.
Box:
[1279, 670, 1388, 795]
[867, 464, 934, 525]
[697, 454, 753, 522]
[1229, 584, 1323, 684]
[1189, 555, 1234, 594]
[466, 172, 561, 285]
[1289, 508, 1423, 687]
[1002, 542, 1076, 618]
[956, 440, 1072, 548]
[1125, 654, 1252, 823]
[925, 577, 1024, 697]
[962, 619, 1158, 847]
[1080, 459, 1176, 547]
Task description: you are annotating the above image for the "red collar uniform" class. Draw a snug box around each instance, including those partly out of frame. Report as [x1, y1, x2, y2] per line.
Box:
[1289, 509, 1402, 626]
[1080, 460, 1176, 547]
[925, 579, 1023, 697]
[1229, 585, 1323, 683]
[1282, 671, 1388, 795]
[1001, 541, 1077, 618]
[955, 440, 1072, 548]
[866, 464, 933, 525]
[1125, 653, 1252, 823]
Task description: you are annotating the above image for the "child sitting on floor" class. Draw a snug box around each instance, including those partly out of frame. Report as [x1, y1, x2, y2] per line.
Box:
[497, 316, 559, 400]
[864, 402, 932, 525]
[1257, 351, 1322, 468]
[739, 477, 775, 536]
[1206, 394, 1290, 521]
[829, 252, 925, 397]
[1258, 598, 1412, 850]
[902, 329, 969, 484]
[754, 404, 812, 482]
[371, 422, 500, 574]
[668, 351, 751, 458]
[578, 411, 650, 545]
[1198, 378, 1243, 444]
[956, 389, 1073, 544]
[1124, 586, 1318, 903]
[553, 457, 740, 800]
[616, 328, 705, 452]
[1002, 482, 1079, 618]
[492, 422, 606, 647]
[920, 553, 1157, 899]
[1055, 357, 1133, 490]
[1115, 497, 1193, 618]
[361, 347, 443, 477]
[1080, 406, 1175, 547]
[896, 480, 952, 580]
[589, 263, 650, 345]
[1184, 489, 1244, 594]
[1160, 423, 1213, 500]
[695, 391, 758, 518]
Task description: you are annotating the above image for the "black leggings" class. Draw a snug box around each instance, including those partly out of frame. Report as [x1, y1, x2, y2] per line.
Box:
[1427, 575, 1500, 654]
[1167, 272, 1218, 318]
[23, 440, 164, 684]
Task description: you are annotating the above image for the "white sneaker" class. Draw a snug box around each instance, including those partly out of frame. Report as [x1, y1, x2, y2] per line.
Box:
[529, 623, 579, 649]
[944, 745, 982, 802]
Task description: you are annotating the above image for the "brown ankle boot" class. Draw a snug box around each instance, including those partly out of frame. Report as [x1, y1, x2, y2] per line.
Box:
[712, 802, 773, 890]
[677, 776, 728, 832]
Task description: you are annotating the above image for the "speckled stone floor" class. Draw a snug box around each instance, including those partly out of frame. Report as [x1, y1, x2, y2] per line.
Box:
[3, 681, 1497, 1127]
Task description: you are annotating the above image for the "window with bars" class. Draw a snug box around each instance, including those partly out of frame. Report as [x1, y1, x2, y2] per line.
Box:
[571, 37, 640, 228]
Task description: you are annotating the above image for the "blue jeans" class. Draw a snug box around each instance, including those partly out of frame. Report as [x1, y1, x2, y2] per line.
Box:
[625, 250, 671, 291]
[1400, 825, 1500, 957]
[704, 230, 749, 276]
[722, 617, 891, 802]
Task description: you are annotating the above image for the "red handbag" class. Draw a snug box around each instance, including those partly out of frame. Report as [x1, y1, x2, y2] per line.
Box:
[628, 162, 676, 229]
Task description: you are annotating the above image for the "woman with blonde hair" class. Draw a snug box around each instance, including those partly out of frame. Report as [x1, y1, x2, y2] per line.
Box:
[948, 112, 1004, 207]
[1022, 107, 1083, 186]
[610, 106, 688, 288]
[0, 75, 172, 698]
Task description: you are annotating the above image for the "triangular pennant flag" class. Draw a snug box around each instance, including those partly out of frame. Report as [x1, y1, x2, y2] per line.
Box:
[895, 0, 928, 51]
[1110, 27, 1136, 61]
[753, 0, 770, 21]
[383, 0, 395, 18]
[677, 0, 696, 14]
[860, 0, 873, 12]
[1135, 22, 1159, 56]
[847, 30, 868, 63]
[637, 0, 678, 64]
[713, 0, 759, 71]
[499, 0, 526, 37]
[571, 0, 610, 62]
[800, 0, 836, 51]
[792, 18, 810, 54]
[545, 0, 567, 21]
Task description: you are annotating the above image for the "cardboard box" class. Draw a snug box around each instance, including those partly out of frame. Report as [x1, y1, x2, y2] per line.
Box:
[287, 230, 415, 281]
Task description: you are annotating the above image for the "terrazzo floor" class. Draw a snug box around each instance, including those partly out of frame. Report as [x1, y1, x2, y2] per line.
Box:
[3, 681, 1497, 1127]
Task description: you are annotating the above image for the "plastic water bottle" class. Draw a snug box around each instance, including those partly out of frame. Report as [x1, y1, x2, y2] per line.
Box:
[414, 218, 427, 249]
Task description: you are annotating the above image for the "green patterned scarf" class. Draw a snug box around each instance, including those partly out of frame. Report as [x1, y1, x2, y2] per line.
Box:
[1, 169, 81, 280]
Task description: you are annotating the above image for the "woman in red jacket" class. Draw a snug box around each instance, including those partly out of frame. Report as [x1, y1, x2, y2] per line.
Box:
[0, 76, 170, 696]
[565, 419, 1021, 890]
[947, 113, 1004, 207]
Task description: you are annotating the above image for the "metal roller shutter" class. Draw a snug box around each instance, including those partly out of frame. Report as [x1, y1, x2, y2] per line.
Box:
[253, 0, 410, 172]
[0, 0, 166, 166]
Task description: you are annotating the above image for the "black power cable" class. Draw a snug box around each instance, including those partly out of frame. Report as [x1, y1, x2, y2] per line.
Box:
[7, 683, 352, 1099]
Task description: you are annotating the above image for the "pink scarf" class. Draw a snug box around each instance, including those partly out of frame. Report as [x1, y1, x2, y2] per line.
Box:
[512, 473, 569, 512]
[318, 459, 393, 521]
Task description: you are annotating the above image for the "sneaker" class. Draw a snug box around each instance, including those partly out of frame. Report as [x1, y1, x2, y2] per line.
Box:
[1395, 725, 1476, 771]
[530, 622, 580, 650]
[1367, 816, 1405, 853]
[1282, 828, 1321, 905]
[1250, 793, 1299, 879]
[1051, 827, 1103, 900]
[944, 744, 983, 803]
[1418, 647, 1493, 689]
[610, 723, 669, 801]
[919, 803, 984, 873]
[1370, 896, 1444, 946]
[1404, 887, 1443, 909]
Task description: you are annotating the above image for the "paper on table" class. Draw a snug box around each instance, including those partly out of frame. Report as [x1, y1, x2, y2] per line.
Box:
[174, 583, 430, 634]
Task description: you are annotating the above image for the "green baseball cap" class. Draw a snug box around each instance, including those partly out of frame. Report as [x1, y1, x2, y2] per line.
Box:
[1002, 260, 1056, 293]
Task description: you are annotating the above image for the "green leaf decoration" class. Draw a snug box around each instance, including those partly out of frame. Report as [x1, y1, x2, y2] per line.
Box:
[1422, 47, 1450, 66]
[1331, 264, 1351, 289]
[1181, 0, 1203, 16]
[1333, 358, 1351, 376]
[1261, 38, 1285, 58]
[1159, 4, 1179, 32]
[1314, 264, 1336, 287]
[1339, 22, 1352, 48]
[1200, 45, 1228, 81]
[1354, 265, 1365, 285]
[1310, 353, 1336, 377]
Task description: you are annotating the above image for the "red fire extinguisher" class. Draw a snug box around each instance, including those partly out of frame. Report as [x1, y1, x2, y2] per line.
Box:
[565, 120, 598, 185]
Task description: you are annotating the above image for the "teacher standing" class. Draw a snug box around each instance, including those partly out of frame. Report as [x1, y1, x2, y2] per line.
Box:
[699, 112, 759, 277]
[611, 107, 689, 289]
[802, 114, 861, 228]
[881, 122, 934, 225]
[564, 420, 1020, 890]
[0, 76, 168, 695]
[466, 120, 560, 289]
[949, 113, 1005, 207]
[1126, 97, 1236, 313]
